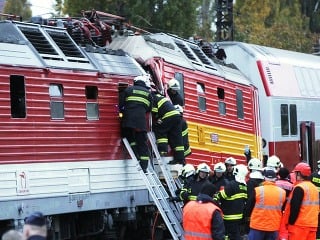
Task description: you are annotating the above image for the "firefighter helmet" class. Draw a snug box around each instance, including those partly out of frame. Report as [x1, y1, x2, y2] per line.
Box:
[181, 164, 195, 178]
[233, 164, 248, 184]
[317, 160, 320, 169]
[293, 162, 311, 177]
[248, 158, 262, 171]
[196, 163, 210, 174]
[167, 78, 180, 91]
[134, 74, 150, 88]
[225, 157, 236, 166]
[214, 162, 226, 173]
[266, 155, 281, 168]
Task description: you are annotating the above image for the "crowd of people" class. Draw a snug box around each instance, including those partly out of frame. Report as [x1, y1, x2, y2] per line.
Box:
[178, 155, 320, 240]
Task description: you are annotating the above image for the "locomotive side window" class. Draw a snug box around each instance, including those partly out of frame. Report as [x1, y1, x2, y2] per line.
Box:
[10, 75, 26, 118]
[197, 82, 206, 111]
[49, 84, 64, 120]
[174, 72, 184, 105]
[217, 87, 226, 115]
[290, 104, 297, 135]
[85, 86, 99, 120]
[281, 104, 298, 136]
[236, 89, 244, 119]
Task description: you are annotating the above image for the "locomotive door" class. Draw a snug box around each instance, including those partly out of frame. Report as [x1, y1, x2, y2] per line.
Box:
[300, 121, 316, 170]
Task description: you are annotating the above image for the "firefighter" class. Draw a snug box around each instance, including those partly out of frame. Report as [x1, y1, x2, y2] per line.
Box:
[174, 104, 191, 158]
[215, 164, 248, 240]
[179, 163, 212, 204]
[172, 164, 196, 202]
[119, 75, 152, 172]
[151, 91, 185, 165]
[246, 169, 286, 240]
[210, 162, 228, 193]
[183, 182, 225, 240]
[310, 160, 320, 240]
[167, 78, 184, 106]
[224, 157, 237, 181]
[283, 162, 319, 240]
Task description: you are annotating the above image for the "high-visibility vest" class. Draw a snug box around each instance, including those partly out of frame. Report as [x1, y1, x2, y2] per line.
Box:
[250, 181, 286, 231]
[286, 181, 319, 227]
[183, 201, 221, 239]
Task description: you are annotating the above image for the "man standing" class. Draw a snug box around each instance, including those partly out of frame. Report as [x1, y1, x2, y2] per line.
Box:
[183, 182, 225, 240]
[23, 211, 47, 240]
[246, 169, 286, 240]
[119, 75, 153, 172]
[283, 162, 319, 240]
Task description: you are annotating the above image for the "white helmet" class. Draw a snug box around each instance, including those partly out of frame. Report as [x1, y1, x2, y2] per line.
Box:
[214, 162, 226, 173]
[248, 158, 262, 171]
[318, 160, 320, 169]
[266, 155, 281, 168]
[134, 74, 150, 88]
[174, 105, 183, 113]
[225, 157, 236, 166]
[181, 164, 195, 178]
[167, 78, 180, 91]
[233, 164, 248, 184]
[196, 163, 211, 174]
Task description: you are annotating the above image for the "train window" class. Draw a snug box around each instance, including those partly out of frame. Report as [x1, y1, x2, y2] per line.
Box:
[236, 89, 244, 119]
[174, 72, 185, 104]
[197, 82, 206, 111]
[49, 84, 64, 119]
[86, 86, 99, 120]
[10, 75, 26, 118]
[217, 88, 226, 115]
[290, 104, 297, 135]
[217, 88, 224, 99]
[281, 104, 289, 135]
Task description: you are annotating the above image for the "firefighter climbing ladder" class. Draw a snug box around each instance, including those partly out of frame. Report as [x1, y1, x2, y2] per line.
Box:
[122, 137, 184, 240]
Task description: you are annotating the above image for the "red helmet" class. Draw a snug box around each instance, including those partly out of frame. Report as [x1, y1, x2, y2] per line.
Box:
[293, 162, 311, 176]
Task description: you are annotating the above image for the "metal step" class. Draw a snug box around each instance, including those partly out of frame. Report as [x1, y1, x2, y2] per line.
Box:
[122, 137, 184, 240]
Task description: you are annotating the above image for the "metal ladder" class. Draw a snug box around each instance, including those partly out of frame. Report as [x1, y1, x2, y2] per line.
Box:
[146, 132, 184, 218]
[122, 138, 184, 240]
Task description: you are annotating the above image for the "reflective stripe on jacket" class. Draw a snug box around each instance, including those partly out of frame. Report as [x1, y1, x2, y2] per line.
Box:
[183, 200, 221, 240]
[250, 181, 286, 231]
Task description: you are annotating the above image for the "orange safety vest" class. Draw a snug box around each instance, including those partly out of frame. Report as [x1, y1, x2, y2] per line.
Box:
[285, 181, 319, 228]
[183, 200, 221, 239]
[250, 181, 286, 231]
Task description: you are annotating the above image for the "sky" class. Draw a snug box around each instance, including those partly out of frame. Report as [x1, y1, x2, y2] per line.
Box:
[29, 0, 56, 17]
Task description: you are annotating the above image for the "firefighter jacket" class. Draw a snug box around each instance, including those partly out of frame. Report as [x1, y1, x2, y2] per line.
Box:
[249, 181, 286, 231]
[215, 180, 247, 221]
[311, 171, 320, 192]
[151, 93, 181, 121]
[167, 89, 184, 106]
[180, 178, 212, 203]
[119, 81, 152, 131]
[210, 175, 228, 193]
[285, 180, 319, 227]
[183, 193, 225, 240]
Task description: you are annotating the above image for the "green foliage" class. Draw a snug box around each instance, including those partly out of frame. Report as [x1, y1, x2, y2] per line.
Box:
[3, 0, 32, 21]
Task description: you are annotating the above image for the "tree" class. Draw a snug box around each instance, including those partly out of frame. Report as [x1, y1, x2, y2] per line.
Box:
[3, 0, 32, 21]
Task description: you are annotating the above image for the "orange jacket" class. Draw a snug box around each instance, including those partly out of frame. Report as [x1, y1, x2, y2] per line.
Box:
[183, 200, 221, 239]
[250, 181, 286, 231]
[285, 181, 319, 228]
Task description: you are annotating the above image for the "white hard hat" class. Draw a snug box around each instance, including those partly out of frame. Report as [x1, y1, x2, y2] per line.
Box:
[134, 74, 150, 88]
[225, 157, 236, 166]
[233, 164, 248, 184]
[181, 164, 195, 178]
[214, 162, 226, 173]
[196, 163, 210, 174]
[248, 158, 262, 171]
[266, 155, 281, 168]
[167, 78, 180, 91]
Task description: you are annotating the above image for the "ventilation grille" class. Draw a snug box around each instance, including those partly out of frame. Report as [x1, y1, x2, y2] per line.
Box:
[189, 45, 212, 65]
[175, 41, 197, 61]
[18, 26, 58, 55]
